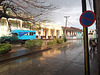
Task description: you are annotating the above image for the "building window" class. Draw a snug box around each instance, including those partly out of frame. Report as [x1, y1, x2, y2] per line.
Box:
[0, 20, 4, 26]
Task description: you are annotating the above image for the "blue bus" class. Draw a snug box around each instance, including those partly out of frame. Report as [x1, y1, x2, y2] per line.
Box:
[0, 30, 36, 44]
[10, 30, 36, 40]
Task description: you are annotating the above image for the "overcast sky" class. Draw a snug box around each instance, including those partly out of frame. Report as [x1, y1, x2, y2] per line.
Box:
[47, 0, 96, 30]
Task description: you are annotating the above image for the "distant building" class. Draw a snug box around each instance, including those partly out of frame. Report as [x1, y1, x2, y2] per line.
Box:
[35, 22, 62, 39]
[62, 27, 83, 39]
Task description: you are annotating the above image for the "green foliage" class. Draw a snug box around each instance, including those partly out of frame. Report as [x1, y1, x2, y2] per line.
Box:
[0, 44, 11, 54]
[47, 39, 63, 45]
[63, 36, 68, 42]
[25, 40, 32, 48]
[25, 39, 43, 48]
[57, 39, 63, 44]
[0, 36, 18, 43]
[53, 39, 57, 44]
[47, 41, 53, 45]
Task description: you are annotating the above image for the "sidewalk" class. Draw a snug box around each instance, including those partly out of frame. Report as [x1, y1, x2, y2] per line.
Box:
[89, 49, 99, 75]
[0, 45, 52, 62]
[0, 42, 70, 62]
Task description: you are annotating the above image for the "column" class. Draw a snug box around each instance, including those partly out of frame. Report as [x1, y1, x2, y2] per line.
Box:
[54, 29, 56, 36]
[6, 19, 9, 36]
[48, 28, 50, 36]
[41, 29, 43, 36]
[46, 30, 48, 39]
[65, 29, 66, 35]
[20, 20, 22, 29]
[54, 29, 56, 38]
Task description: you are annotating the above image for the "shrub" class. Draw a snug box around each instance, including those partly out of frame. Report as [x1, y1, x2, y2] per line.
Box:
[63, 36, 68, 42]
[25, 39, 43, 48]
[25, 40, 33, 48]
[47, 41, 53, 45]
[53, 39, 57, 44]
[0, 44, 11, 54]
[57, 39, 63, 44]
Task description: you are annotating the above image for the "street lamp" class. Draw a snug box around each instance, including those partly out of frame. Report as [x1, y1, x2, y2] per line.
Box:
[64, 16, 70, 28]
[64, 16, 70, 36]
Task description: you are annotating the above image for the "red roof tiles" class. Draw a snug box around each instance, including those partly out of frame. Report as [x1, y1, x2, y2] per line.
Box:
[62, 26, 82, 32]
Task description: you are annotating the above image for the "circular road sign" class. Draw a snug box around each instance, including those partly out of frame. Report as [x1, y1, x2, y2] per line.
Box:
[79, 10, 96, 27]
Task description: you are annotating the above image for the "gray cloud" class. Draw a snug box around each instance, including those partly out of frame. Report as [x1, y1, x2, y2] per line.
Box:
[46, 0, 95, 29]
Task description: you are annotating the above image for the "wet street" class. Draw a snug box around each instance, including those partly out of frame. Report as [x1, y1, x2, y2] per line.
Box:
[0, 40, 97, 75]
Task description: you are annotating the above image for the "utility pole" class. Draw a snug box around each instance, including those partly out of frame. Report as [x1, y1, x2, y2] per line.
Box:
[64, 16, 70, 36]
[81, 0, 90, 75]
[93, 0, 100, 74]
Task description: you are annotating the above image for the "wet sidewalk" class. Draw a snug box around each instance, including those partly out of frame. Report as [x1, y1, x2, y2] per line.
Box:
[89, 49, 99, 75]
[0, 41, 70, 62]
[0, 45, 52, 62]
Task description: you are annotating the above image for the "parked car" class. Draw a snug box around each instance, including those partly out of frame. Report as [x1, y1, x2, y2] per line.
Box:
[0, 35, 20, 44]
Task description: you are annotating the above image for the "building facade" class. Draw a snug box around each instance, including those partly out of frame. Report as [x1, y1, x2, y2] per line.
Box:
[0, 18, 62, 39]
[0, 18, 30, 37]
[62, 27, 83, 39]
[35, 23, 62, 39]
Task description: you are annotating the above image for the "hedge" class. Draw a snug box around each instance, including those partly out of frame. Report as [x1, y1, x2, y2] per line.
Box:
[57, 39, 63, 44]
[47, 38, 63, 45]
[53, 39, 57, 44]
[63, 36, 68, 42]
[25, 39, 43, 48]
[0, 44, 11, 54]
[47, 41, 53, 45]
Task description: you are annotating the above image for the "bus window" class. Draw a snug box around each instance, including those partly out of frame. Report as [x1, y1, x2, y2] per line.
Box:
[29, 32, 33, 35]
[24, 33, 28, 35]
[33, 32, 36, 34]
[31, 32, 34, 35]
[29, 32, 35, 35]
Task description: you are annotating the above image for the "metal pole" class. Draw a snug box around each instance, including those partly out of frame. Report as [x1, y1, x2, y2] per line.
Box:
[64, 16, 70, 36]
[81, 0, 90, 75]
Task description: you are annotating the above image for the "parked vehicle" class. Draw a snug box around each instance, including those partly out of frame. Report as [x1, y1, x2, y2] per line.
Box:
[0, 30, 36, 44]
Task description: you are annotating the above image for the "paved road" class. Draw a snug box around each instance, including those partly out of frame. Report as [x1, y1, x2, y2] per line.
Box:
[0, 40, 97, 75]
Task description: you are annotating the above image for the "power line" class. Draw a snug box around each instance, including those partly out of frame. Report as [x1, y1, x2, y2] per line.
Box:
[68, 21, 77, 26]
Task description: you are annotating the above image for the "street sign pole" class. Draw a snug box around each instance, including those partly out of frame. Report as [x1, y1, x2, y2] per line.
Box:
[81, 0, 90, 75]
[83, 27, 90, 75]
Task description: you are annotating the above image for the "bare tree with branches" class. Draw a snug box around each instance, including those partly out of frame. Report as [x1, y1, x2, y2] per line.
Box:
[0, 0, 56, 31]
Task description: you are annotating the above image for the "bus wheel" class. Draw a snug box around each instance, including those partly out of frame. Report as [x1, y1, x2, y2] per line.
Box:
[21, 41, 25, 44]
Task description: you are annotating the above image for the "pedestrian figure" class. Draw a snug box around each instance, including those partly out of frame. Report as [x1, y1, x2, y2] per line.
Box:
[89, 39, 97, 54]
[91, 39, 97, 52]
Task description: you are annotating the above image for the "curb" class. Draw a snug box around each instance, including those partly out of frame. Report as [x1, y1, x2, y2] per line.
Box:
[0, 48, 52, 63]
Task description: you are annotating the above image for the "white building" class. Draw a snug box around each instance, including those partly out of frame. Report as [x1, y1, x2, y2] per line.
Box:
[0, 18, 62, 39]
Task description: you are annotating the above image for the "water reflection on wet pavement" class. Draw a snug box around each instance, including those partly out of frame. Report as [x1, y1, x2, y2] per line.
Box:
[0, 40, 85, 75]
